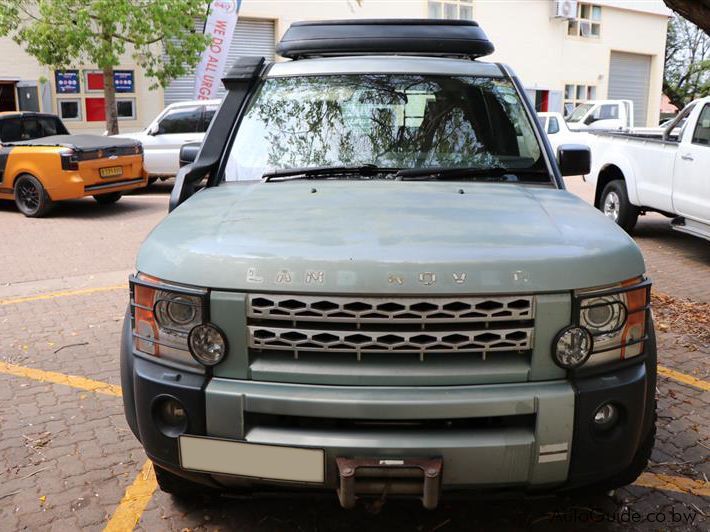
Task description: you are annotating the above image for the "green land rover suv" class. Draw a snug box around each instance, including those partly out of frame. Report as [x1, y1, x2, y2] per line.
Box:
[121, 20, 656, 509]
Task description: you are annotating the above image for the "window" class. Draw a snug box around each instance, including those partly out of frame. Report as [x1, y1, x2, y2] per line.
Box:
[691, 104, 710, 146]
[568, 3, 601, 38]
[199, 105, 218, 133]
[429, 0, 474, 20]
[85, 71, 105, 92]
[548, 117, 560, 135]
[58, 99, 82, 121]
[224, 74, 546, 182]
[563, 84, 597, 115]
[116, 98, 136, 120]
[158, 106, 202, 134]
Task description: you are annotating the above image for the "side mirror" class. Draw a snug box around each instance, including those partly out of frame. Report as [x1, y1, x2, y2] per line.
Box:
[584, 115, 595, 125]
[179, 142, 201, 167]
[557, 144, 591, 176]
[148, 123, 160, 136]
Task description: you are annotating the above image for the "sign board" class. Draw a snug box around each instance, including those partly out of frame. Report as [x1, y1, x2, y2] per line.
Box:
[114, 71, 135, 93]
[193, 0, 242, 100]
[55, 70, 80, 94]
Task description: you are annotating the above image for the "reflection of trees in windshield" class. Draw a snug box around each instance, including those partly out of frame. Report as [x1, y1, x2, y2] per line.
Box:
[230, 74, 539, 176]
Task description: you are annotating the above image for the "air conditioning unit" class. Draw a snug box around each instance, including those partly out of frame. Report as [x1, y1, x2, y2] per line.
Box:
[553, 0, 578, 19]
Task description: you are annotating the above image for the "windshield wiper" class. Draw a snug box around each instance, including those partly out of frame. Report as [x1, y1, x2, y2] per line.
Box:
[263, 164, 400, 181]
[394, 166, 549, 181]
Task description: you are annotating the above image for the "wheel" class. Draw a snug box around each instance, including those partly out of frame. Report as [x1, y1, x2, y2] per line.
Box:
[600, 180, 639, 233]
[14, 174, 54, 217]
[153, 463, 215, 499]
[93, 192, 122, 205]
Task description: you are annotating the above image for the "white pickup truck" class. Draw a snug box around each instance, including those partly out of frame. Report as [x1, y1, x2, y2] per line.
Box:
[566, 100, 634, 131]
[588, 96, 710, 240]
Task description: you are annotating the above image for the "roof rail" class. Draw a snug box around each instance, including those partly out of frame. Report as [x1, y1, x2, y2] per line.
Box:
[276, 19, 495, 60]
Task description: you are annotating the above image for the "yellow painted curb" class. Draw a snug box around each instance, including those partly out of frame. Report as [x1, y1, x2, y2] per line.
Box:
[103, 460, 157, 532]
[658, 365, 710, 392]
[0, 284, 126, 306]
[0, 362, 122, 397]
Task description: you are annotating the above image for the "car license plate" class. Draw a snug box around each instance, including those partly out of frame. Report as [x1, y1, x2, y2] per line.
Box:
[100, 166, 123, 178]
[179, 435, 325, 483]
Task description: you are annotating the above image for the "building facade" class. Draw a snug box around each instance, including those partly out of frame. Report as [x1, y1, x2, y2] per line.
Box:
[0, 0, 671, 133]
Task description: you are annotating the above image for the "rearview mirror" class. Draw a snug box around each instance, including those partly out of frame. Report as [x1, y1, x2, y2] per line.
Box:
[179, 142, 201, 167]
[557, 144, 591, 176]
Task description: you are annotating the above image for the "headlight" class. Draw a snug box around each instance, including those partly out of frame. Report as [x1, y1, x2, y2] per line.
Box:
[562, 277, 651, 369]
[188, 324, 227, 366]
[553, 326, 592, 368]
[129, 274, 227, 369]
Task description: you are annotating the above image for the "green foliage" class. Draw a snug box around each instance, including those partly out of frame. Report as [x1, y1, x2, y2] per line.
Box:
[664, 14, 710, 109]
[0, 0, 210, 89]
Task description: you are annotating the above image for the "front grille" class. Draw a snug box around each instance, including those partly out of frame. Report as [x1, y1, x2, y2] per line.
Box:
[247, 294, 535, 362]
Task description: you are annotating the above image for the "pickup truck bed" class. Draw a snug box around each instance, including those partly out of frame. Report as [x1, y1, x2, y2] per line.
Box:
[588, 97, 710, 240]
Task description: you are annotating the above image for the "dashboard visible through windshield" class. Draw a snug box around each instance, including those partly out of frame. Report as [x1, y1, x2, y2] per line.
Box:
[223, 73, 549, 183]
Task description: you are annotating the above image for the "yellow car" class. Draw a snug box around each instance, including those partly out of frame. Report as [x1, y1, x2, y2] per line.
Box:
[0, 112, 146, 217]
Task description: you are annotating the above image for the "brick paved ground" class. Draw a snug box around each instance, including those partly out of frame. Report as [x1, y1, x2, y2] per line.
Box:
[0, 184, 707, 531]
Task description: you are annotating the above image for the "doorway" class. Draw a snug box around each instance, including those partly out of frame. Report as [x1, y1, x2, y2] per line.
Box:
[0, 82, 17, 112]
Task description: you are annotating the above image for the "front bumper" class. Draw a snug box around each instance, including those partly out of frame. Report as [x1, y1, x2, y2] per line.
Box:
[122, 331, 654, 496]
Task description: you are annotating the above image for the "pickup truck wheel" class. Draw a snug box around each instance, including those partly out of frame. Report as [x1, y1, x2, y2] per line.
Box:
[93, 192, 122, 205]
[14, 174, 54, 217]
[600, 180, 639, 233]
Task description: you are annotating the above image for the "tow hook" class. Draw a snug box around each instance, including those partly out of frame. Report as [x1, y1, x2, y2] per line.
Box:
[336, 457, 443, 510]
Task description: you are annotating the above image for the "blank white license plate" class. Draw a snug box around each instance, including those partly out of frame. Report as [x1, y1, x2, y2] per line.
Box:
[178, 435, 325, 483]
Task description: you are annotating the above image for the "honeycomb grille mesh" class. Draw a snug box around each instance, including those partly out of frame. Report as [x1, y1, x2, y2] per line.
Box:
[247, 294, 535, 358]
[247, 294, 534, 323]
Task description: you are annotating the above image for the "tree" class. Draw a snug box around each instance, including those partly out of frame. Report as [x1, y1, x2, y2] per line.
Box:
[664, 1, 710, 36]
[664, 14, 710, 110]
[0, 1, 211, 134]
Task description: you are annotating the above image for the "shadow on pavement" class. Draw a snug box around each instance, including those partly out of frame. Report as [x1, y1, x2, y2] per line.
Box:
[160, 491, 658, 531]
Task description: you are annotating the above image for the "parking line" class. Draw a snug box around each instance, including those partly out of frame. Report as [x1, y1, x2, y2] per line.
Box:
[0, 284, 126, 306]
[103, 460, 157, 532]
[0, 362, 122, 397]
[635, 472, 710, 497]
[658, 365, 710, 392]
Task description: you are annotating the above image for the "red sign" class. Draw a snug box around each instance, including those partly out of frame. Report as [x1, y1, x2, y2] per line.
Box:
[85, 97, 106, 121]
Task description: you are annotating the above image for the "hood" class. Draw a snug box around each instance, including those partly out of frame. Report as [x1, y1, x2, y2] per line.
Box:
[112, 131, 145, 141]
[137, 181, 645, 294]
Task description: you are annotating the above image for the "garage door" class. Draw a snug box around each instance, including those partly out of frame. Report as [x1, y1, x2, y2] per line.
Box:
[607, 51, 651, 127]
[164, 19, 275, 106]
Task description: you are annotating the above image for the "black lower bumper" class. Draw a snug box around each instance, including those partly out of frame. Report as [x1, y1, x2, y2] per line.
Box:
[120, 315, 656, 493]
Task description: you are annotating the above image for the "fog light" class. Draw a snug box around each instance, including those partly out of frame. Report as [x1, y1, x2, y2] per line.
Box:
[553, 326, 592, 369]
[154, 396, 188, 437]
[593, 403, 619, 430]
[188, 323, 227, 366]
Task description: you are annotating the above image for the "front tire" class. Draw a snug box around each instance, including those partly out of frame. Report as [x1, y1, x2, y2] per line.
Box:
[14, 174, 54, 218]
[153, 463, 215, 499]
[93, 192, 122, 205]
[600, 180, 639, 233]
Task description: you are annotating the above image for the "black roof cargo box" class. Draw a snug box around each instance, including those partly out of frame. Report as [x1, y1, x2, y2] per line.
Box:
[276, 19, 494, 60]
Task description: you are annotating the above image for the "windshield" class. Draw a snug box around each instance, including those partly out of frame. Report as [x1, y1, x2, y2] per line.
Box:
[223, 74, 548, 182]
[566, 103, 594, 123]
